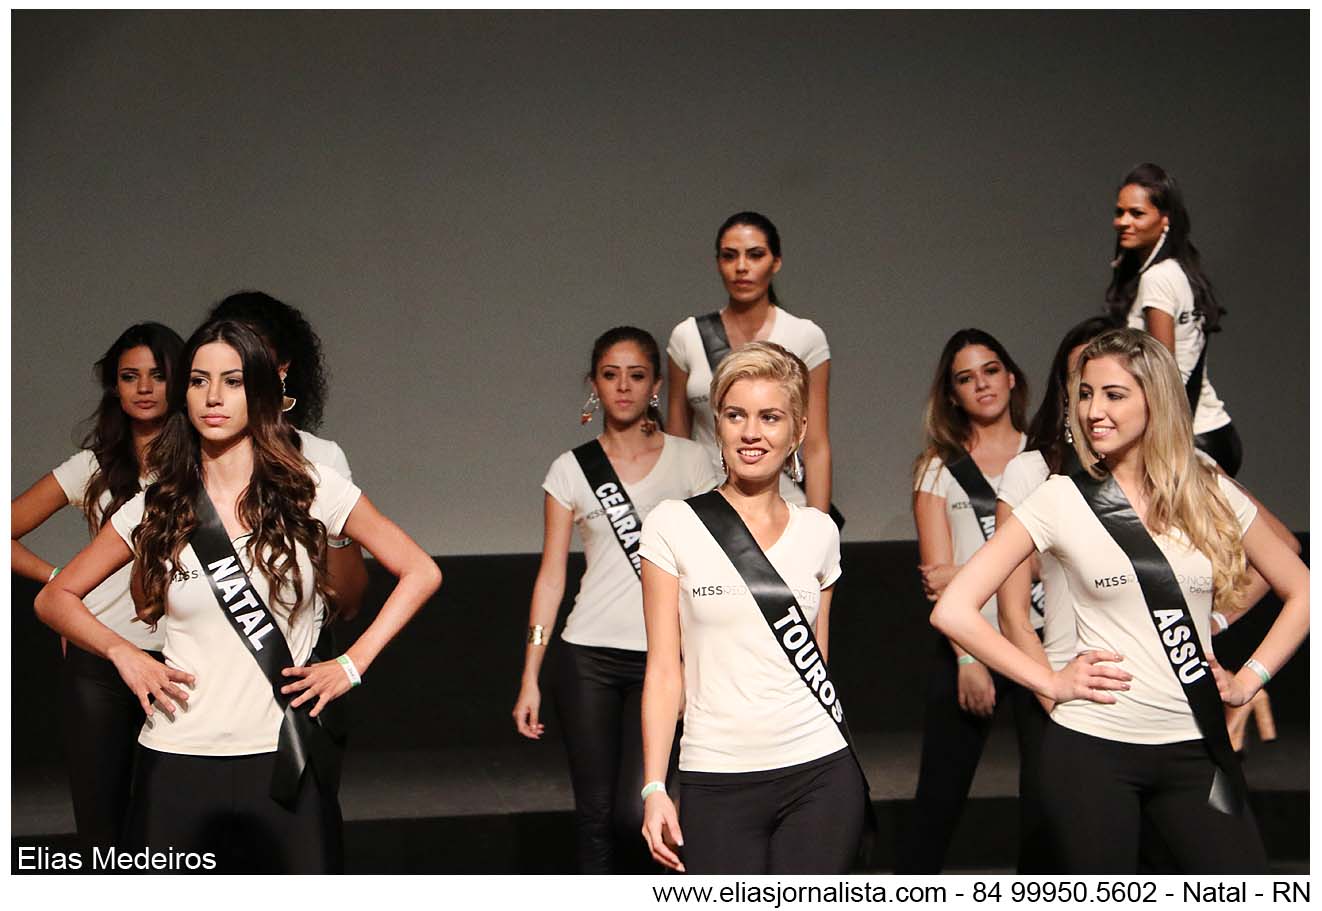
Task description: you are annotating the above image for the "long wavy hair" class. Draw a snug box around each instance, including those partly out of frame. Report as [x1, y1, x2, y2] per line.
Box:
[205, 290, 329, 431]
[1069, 329, 1247, 612]
[913, 328, 1029, 485]
[588, 326, 664, 432]
[79, 323, 185, 536]
[715, 211, 783, 305]
[1104, 163, 1223, 333]
[134, 320, 333, 626]
[1025, 316, 1113, 473]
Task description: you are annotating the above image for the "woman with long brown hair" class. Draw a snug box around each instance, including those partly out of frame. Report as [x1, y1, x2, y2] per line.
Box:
[12, 321, 182, 853]
[35, 320, 441, 872]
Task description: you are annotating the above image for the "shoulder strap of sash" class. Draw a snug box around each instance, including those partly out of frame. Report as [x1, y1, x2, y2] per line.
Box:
[192, 487, 341, 805]
[1068, 468, 1246, 816]
[684, 491, 874, 808]
[572, 439, 643, 579]
[694, 311, 732, 373]
[1186, 335, 1208, 417]
[946, 451, 1042, 617]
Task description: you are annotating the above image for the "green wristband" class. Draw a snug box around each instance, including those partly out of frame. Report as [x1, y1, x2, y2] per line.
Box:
[336, 654, 363, 688]
[957, 655, 978, 666]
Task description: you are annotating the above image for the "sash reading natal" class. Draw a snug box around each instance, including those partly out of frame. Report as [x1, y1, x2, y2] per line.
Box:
[695, 311, 846, 530]
[945, 452, 1046, 620]
[1069, 468, 1247, 816]
[686, 490, 877, 855]
[192, 487, 344, 806]
[573, 439, 643, 578]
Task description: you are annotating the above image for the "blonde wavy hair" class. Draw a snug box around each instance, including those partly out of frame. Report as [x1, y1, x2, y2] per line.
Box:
[1069, 328, 1248, 612]
[710, 341, 809, 471]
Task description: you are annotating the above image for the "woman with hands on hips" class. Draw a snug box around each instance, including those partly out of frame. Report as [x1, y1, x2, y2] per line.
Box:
[35, 320, 440, 872]
[932, 328, 1308, 873]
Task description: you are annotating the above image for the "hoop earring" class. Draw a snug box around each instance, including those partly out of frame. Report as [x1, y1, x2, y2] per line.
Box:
[640, 393, 661, 436]
[281, 377, 297, 414]
[579, 391, 600, 425]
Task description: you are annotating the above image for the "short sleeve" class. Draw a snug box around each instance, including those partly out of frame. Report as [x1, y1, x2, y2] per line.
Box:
[914, 456, 948, 497]
[1135, 260, 1186, 320]
[109, 490, 147, 550]
[666, 318, 695, 373]
[1216, 475, 1258, 537]
[312, 464, 362, 537]
[638, 500, 681, 577]
[997, 452, 1044, 509]
[51, 450, 98, 509]
[1012, 476, 1063, 554]
[817, 512, 842, 589]
[796, 318, 831, 370]
[324, 441, 352, 483]
[541, 452, 578, 512]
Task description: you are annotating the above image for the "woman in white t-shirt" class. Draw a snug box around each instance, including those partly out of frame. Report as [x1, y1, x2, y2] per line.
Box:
[35, 320, 442, 873]
[666, 211, 834, 512]
[932, 329, 1309, 873]
[900, 328, 1037, 873]
[512, 327, 719, 873]
[1105, 163, 1241, 476]
[639, 342, 864, 874]
[12, 321, 183, 854]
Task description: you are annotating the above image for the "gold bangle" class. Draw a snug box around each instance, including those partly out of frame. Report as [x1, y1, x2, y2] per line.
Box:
[528, 624, 547, 646]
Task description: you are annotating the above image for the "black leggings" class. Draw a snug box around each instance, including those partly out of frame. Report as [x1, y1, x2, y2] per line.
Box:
[1194, 422, 1243, 478]
[123, 748, 344, 873]
[61, 644, 161, 852]
[897, 634, 1048, 873]
[1039, 722, 1266, 873]
[678, 747, 864, 874]
[553, 641, 676, 873]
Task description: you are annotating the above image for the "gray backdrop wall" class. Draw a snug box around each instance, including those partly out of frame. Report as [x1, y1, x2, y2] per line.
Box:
[13, 11, 1308, 558]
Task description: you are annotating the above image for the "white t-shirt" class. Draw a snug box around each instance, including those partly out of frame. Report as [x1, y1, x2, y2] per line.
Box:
[638, 498, 846, 773]
[997, 450, 1071, 667]
[110, 463, 362, 756]
[1012, 473, 1255, 744]
[542, 434, 721, 651]
[297, 429, 352, 482]
[667, 308, 830, 506]
[913, 435, 1028, 630]
[51, 450, 163, 651]
[1126, 259, 1231, 434]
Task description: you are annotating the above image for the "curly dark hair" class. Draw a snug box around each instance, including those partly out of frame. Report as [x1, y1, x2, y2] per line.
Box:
[80, 322, 185, 537]
[205, 290, 329, 431]
[135, 320, 333, 627]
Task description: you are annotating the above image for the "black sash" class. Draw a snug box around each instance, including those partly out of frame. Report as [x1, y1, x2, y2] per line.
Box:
[1186, 338, 1208, 418]
[193, 488, 346, 807]
[1069, 469, 1246, 816]
[695, 311, 846, 530]
[572, 439, 643, 578]
[946, 452, 1045, 618]
[685, 490, 876, 855]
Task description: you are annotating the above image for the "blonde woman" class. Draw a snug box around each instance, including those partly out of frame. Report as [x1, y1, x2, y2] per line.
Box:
[932, 328, 1309, 873]
[639, 342, 867, 874]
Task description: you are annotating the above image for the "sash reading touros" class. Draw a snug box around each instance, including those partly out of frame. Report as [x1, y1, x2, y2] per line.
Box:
[945, 452, 1046, 619]
[572, 439, 643, 578]
[192, 487, 343, 806]
[1069, 468, 1247, 817]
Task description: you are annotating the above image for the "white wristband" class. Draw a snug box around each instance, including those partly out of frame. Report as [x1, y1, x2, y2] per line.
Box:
[336, 654, 362, 688]
[640, 780, 666, 801]
[328, 535, 354, 549]
[1210, 611, 1229, 635]
[47, 565, 61, 582]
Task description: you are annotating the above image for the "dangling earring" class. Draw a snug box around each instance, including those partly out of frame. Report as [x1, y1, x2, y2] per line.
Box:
[579, 391, 600, 425]
[719, 451, 727, 475]
[1061, 396, 1074, 444]
[640, 393, 660, 436]
[281, 376, 297, 414]
[788, 447, 805, 484]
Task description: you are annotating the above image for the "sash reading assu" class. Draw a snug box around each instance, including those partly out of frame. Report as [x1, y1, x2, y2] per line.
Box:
[1069, 467, 1247, 816]
[572, 439, 644, 578]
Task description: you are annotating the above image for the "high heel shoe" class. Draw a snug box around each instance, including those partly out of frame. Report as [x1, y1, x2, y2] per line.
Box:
[1225, 689, 1276, 753]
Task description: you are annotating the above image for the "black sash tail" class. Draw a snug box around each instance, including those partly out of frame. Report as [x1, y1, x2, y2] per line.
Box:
[1068, 469, 1247, 816]
[685, 490, 876, 858]
[1185, 339, 1208, 418]
[946, 452, 1044, 618]
[193, 488, 345, 807]
[572, 439, 643, 579]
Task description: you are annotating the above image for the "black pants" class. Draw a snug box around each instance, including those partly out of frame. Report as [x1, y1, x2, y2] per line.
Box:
[61, 644, 161, 853]
[897, 634, 1047, 873]
[553, 641, 676, 873]
[123, 748, 344, 873]
[1194, 422, 1243, 478]
[678, 747, 864, 874]
[1039, 722, 1266, 873]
